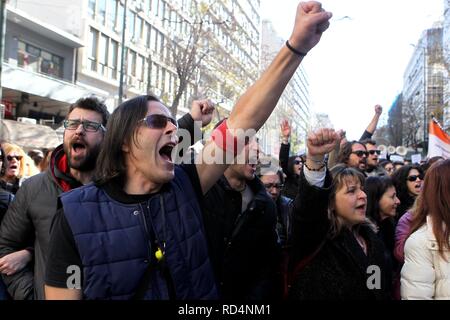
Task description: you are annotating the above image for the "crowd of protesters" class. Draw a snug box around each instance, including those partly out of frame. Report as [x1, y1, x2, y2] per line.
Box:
[0, 1, 449, 301]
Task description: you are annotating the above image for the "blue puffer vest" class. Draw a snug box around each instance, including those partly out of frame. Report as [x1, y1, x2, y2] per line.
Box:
[60, 166, 218, 300]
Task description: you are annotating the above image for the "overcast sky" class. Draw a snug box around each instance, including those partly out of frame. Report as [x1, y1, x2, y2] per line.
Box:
[260, 0, 445, 139]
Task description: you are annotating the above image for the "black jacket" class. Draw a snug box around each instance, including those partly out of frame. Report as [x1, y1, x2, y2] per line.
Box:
[276, 195, 293, 248]
[279, 143, 299, 199]
[288, 172, 391, 300]
[0, 145, 81, 300]
[0, 188, 14, 225]
[202, 175, 280, 300]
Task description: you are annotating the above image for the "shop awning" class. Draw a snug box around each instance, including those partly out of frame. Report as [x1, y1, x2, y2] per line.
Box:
[0, 119, 62, 150]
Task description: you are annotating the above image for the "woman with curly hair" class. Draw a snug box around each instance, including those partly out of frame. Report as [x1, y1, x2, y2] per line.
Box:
[0, 143, 28, 194]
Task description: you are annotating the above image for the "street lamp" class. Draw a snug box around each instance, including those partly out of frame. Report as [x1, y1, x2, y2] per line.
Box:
[118, 0, 128, 105]
[0, 0, 7, 102]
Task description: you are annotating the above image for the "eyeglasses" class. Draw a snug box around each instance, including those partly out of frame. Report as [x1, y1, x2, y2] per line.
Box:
[368, 150, 381, 155]
[294, 160, 303, 165]
[63, 119, 106, 132]
[6, 155, 23, 161]
[407, 174, 424, 182]
[351, 151, 369, 158]
[140, 114, 178, 129]
[263, 183, 284, 189]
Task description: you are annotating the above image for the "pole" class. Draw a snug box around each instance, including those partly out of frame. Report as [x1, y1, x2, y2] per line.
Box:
[118, 0, 128, 104]
[423, 46, 427, 154]
[0, 0, 7, 102]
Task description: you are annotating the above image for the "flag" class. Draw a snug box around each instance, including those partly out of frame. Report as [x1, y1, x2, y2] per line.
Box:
[427, 119, 450, 159]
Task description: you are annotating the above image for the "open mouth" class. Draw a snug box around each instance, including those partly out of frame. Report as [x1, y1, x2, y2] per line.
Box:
[355, 203, 366, 212]
[72, 141, 86, 155]
[9, 164, 18, 170]
[159, 143, 175, 163]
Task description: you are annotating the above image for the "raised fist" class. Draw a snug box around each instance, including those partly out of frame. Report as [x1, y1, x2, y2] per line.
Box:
[288, 1, 332, 55]
[190, 99, 215, 127]
[307, 128, 340, 158]
[375, 105, 382, 115]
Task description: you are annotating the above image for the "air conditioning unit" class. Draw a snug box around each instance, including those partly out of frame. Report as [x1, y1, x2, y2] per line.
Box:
[135, 2, 143, 12]
[17, 117, 37, 125]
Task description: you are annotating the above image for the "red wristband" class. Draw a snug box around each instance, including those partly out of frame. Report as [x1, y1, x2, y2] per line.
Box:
[211, 120, 238, 156]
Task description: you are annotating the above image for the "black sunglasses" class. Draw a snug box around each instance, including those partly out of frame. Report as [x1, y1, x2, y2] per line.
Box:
[407, 174, 424, 182]
[368, 150, 381, 155]
[140, 114, 178, 129]
[263, 183, 284, 189]
[294, 160, 303, 165]
[7, 155, 23, 161]
[352, 151, 369, 157]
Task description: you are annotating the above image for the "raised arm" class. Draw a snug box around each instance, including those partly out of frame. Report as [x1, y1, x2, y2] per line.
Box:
[360, 105, 382, 141]
[291, 129, 340, 261]
[176, 100, 215, 162]
[196, 1, 333, 194]
[279, 119, 291, 176]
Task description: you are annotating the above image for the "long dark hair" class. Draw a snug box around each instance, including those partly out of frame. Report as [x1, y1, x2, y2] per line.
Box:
[364, 176, 395, 225]
[391, 164, 423, 209]
[337, 140, 366, 165]
[94, 95, 161, 185]
[286, 154, 305, 177]
[408, 159, 450, 260]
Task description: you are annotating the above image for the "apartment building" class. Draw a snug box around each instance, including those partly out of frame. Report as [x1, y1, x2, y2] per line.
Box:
[7, 0, 261, 117]
[258, 19, 310, 157]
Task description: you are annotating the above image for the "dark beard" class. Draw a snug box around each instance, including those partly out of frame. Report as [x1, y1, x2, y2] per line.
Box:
[65, 143, 101, 172]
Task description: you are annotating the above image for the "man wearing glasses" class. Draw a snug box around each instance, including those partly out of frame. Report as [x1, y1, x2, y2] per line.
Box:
[0, 96, 109, 300]
[259, 167, 292, 249]
[362, 139, 387, 177]
[43, 1, 332, 300]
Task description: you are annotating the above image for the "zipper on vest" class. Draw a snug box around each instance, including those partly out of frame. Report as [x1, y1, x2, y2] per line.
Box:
[139, 203, 153, 259]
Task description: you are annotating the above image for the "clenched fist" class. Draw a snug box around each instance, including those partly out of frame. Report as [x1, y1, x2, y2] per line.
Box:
[307, 128, 340, 158]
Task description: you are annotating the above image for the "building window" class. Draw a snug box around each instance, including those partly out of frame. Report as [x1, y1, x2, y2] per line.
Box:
[88, 0, 96, 19]
[152, 0, 159, 14]
[127, 9, 135, 41]
[145, 23, 151, 48]
[145, 0, 151, 13]
[136, 16, 143, 40]
[137, 55, 144, 81]
[129, 50, 136, 77]
[110, 40, 118, 79]
[107, 0, 118, 29]
[117, 2, 125, 34]
[89, 28, 99, 71]
[17, 40, 64, 78]
[99, 34, 109, 76]
[97, 0, 107, 25]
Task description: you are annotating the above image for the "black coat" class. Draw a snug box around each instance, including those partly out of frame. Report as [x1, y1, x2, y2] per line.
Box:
[0, 188, 14, 225]
[288, 172, 391, 300]
[279, 143, 300, 199]
[202, 175, 280, 300]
